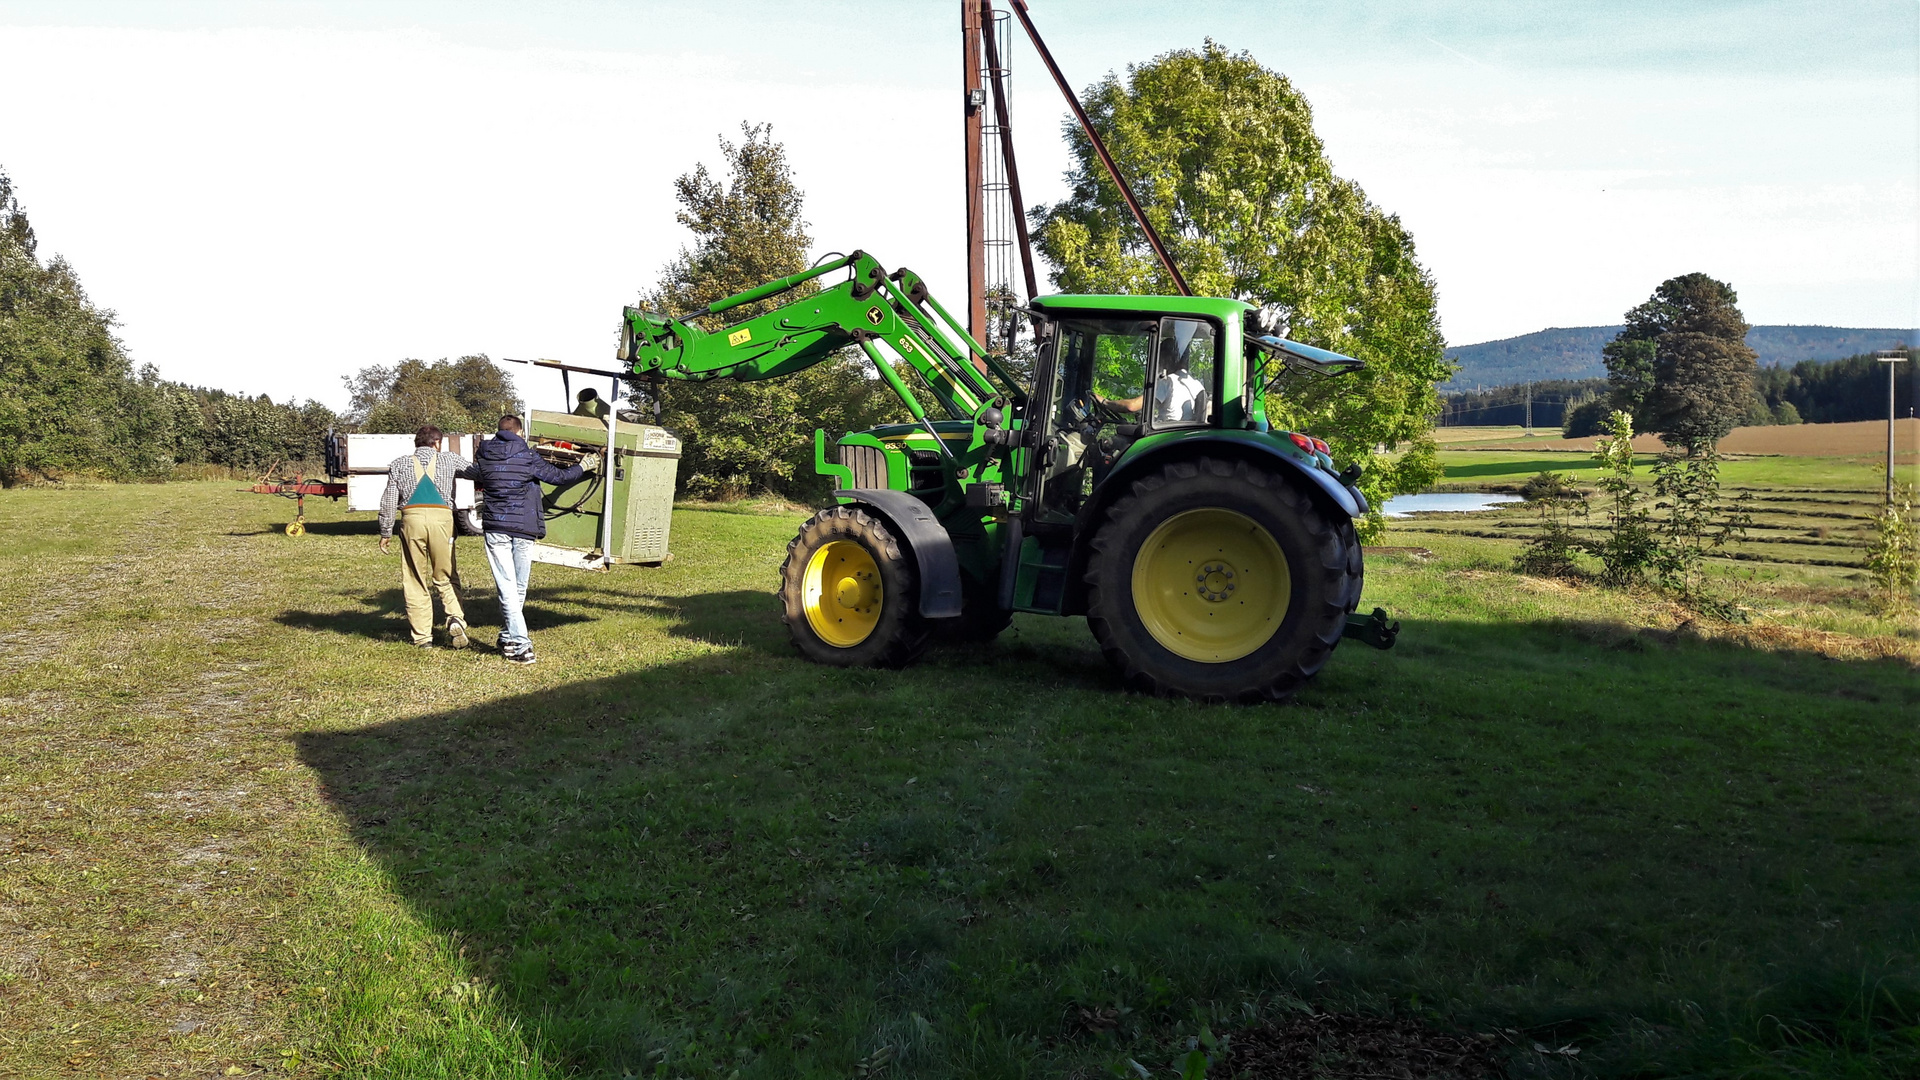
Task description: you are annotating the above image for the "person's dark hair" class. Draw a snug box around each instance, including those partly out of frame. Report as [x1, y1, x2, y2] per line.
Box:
[499, 414, 523, 432]
[413, 425, 443, 448]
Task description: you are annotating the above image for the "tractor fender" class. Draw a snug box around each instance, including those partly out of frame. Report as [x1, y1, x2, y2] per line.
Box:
[834, 488, 964, 618]
[1097, 432, 1367, 520]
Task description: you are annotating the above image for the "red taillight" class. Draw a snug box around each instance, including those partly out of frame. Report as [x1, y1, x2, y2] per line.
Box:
[1311, 437, 1330, 455]
[1288, 432, 1313, 452]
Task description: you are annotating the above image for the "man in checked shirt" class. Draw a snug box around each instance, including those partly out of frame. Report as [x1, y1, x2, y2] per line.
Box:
[377, 425, 472, 648]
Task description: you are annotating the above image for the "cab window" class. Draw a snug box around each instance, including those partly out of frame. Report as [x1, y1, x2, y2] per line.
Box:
[1148, 318, 1216, 429]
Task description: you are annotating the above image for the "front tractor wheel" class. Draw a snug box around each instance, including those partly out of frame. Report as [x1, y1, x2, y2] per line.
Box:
[1086, 457, 1362, 703]
[780, 506, 930, 668]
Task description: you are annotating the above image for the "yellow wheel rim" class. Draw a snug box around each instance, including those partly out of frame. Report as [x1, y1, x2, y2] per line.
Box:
[1131, 508, 1290, 663]
[285, 521, 305, 537]
[802, 539, 884, 648]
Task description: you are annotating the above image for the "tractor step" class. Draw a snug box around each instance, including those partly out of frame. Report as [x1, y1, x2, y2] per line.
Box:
[1342, 607, 1400, 650]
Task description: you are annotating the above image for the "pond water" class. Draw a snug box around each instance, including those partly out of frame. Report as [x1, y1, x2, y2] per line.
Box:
[1381, 492, 1524, 518]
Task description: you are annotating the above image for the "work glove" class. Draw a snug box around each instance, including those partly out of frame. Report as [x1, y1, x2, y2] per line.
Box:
[579, 452, 603, 474]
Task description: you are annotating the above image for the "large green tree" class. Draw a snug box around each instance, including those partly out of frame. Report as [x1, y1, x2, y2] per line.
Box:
[1605, 273, 1758, 448]
[343, 355, 520, 436]
[645, 123, 895, 500]
[1030, 41, 1450, 518]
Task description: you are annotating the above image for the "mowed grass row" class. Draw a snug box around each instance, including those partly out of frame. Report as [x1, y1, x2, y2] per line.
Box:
[2, 481, 1918, 1078]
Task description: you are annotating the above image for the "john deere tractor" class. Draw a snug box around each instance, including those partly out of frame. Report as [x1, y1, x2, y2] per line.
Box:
[620, 250, 1394, 702]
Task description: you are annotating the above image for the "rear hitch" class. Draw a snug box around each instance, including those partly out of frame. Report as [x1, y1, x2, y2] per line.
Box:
[1342, 607, 1400, 650]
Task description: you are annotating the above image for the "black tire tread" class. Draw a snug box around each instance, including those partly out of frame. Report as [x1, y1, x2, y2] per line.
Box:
[778, 505, 930, 668]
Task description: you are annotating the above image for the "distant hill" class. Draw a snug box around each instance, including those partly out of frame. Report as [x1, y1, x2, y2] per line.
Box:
[1442, 325, 1915, 390]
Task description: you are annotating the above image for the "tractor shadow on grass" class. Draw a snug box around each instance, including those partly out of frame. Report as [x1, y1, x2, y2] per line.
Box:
[293, 609, 1920, 1077]
[613, 586, 1118, 687]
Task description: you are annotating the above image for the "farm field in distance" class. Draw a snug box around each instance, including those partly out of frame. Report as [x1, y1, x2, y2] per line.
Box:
[1, 479, 1915, 1079]
[1419, 421, 1920, 594]
[1434, 418, 1920, 458]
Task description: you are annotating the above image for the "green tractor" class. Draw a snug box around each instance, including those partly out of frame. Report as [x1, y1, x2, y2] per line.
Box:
[621, 250, 1395, 702]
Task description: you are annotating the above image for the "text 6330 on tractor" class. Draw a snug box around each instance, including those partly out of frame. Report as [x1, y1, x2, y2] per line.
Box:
[621, 250, 1397, 703]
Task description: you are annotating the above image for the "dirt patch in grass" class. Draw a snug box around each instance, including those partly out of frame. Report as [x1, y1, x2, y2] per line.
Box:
[1220, 1011, 1508, 1078]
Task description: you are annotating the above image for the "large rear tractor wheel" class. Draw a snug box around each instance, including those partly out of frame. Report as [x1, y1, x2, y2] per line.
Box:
[1085, 456, 1362, 703]
[779, 506, 930, 668]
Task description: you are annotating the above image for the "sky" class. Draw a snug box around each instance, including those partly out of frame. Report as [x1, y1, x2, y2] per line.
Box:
[0, 0, 1914, 411]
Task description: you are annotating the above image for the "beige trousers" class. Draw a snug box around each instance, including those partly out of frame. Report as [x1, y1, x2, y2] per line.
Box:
[399, 506, 464, 645]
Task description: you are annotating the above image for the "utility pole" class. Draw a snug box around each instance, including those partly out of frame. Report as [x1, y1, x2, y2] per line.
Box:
[962, 0, 987, 345]
[1524, 381, 1533, 434]
[1878, 348, 1909, 502]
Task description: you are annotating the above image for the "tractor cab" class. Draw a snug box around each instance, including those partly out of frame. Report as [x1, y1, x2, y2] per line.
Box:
[1024, 295, 1243, 524]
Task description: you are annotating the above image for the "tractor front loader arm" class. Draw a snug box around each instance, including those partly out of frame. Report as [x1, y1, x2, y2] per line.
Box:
[620, 251, 1020, 434]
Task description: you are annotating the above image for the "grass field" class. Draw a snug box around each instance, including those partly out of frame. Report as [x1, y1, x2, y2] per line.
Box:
[3, 481, 1918, 1079]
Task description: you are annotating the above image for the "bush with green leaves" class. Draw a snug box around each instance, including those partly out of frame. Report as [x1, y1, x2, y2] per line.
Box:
[1513, 471, 1589, 578]
[1561, 396, 1612, 438]
[1649, 440, 1752, 599]
[1586, 411, 1656, 585]
[1865, 485, 1919, 613]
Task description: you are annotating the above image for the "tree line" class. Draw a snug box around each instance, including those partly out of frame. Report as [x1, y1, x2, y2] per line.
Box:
[5, 38, 1505, 510]
[1567, 273, 1913, 445]
[1, 167, 340, 485]
[1438, 379, 1607, 428]
[1440, 345, 1914, 436]
[0, 165, 529, 487]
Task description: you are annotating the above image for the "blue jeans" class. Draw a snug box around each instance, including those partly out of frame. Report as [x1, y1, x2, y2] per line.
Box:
[483, 532, 534, 650]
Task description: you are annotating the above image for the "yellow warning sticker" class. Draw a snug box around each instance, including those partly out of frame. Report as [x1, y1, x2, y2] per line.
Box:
[728, 328, 752, 346]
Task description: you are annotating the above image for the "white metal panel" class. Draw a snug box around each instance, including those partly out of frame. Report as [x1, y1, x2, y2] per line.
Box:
[344, 433, 415, 473]
[346, 473, 388, 512]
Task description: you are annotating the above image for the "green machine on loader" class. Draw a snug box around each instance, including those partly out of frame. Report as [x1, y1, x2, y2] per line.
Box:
[619, 251, 1397, 703]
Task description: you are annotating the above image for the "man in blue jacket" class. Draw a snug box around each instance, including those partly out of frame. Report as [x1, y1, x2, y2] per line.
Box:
[461, 414, 599, 665]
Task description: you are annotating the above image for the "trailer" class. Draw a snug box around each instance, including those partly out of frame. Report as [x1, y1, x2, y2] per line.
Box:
[247, 418, 680, 569]
[246, 430, 485, 536]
